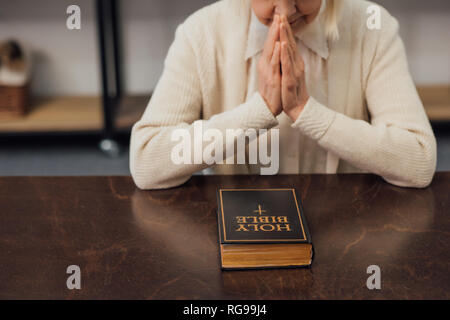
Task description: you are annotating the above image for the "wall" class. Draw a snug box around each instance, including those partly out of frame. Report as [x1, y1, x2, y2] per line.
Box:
[0, 0, 99, 96]
[0, 0, 449, 96]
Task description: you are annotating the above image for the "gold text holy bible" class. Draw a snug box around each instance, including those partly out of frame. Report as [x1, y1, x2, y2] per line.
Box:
[217, 188, 313, 270]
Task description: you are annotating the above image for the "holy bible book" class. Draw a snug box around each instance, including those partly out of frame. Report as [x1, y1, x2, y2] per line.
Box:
[217, 188, 313, 270]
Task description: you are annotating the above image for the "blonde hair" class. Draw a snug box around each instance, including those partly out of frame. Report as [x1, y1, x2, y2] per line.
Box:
[324, 0, 342, 42]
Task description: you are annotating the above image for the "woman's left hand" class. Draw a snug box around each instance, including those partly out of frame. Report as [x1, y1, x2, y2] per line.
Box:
[280, 15, 310, 122]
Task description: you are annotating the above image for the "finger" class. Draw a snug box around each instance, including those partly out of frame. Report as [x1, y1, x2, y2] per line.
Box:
[282, 22, 299, 66]
[286, 40, 296, 70]
[270, 41, 281, 74]
[281, 18, 301, 67]
[281, 41, 291, 79]
[286, 43, 304, 80]
[280, 25, 295, 68]
[263, 15, 280, 61]
[283, 16, 297, 51]
[280, 21, 289, 47]
[283, 42, 298, 91]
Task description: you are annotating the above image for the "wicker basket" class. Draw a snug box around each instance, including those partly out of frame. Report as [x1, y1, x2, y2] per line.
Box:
[0, 83, 29, 119]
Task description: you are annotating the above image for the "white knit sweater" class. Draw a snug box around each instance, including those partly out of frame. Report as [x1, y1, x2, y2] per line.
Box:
[130, 0, 437, 190]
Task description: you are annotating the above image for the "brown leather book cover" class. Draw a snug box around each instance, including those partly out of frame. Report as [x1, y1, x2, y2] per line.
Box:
[217, 188, 313, 270]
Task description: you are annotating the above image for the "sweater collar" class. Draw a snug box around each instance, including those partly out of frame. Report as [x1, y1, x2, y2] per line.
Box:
[245, 0, 329, 61]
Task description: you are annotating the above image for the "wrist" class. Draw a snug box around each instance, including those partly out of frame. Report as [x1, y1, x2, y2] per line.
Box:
[259, 91, 282, 117]
[286, 97, 309, 122]
[271, 107, 283, 117]
[286, 108, 302, 122]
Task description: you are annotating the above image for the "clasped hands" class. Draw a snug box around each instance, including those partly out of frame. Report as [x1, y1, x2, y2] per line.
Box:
[258, 14, 309, 122]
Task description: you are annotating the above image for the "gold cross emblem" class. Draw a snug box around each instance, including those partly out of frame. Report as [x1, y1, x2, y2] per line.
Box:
[253, 204, 267, 216]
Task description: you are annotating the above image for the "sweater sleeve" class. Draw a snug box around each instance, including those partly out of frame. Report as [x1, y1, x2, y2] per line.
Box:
[130, 24, 278, 190]
[292, 12, 437, 188]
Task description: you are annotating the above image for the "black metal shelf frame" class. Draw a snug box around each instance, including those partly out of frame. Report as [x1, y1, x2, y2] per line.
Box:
[96, 0, 122, 141]
[95, 0, 130, 156]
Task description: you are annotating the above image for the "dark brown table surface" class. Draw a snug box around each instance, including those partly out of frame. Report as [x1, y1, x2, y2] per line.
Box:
[0, 173, 449, 300]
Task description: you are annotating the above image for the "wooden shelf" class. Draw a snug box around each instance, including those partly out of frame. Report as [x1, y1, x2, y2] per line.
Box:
[0, 97, 103, 133]
[418, 85, 450, 122]
[0, 94, 150, 134]
[0, 87, 448, 134]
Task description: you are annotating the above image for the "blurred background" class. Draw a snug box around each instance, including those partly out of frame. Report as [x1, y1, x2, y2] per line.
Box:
[0, 0, 449, 176]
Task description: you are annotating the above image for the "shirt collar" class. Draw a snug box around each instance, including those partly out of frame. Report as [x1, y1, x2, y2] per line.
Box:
[245, 0, 329, 61]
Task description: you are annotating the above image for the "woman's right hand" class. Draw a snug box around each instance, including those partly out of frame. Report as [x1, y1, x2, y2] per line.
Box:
[258, 14, 282, 117]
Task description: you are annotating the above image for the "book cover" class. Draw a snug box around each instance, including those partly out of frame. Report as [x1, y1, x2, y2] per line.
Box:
[216, 188, 313, 270]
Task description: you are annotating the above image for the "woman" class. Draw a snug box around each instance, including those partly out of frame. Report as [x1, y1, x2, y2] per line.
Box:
[130, 0, 437, 190]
